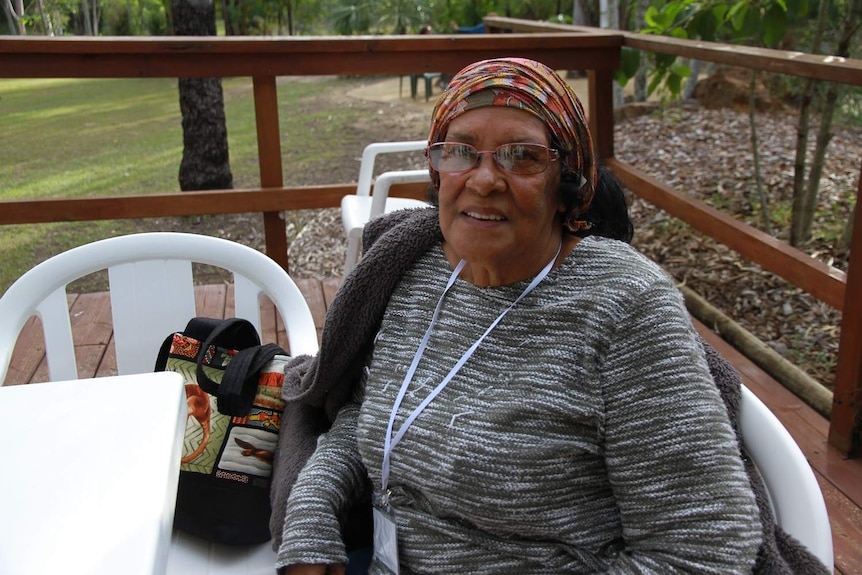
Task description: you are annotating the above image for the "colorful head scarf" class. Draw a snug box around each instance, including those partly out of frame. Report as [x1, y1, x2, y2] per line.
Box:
[427, 57, 597, 216]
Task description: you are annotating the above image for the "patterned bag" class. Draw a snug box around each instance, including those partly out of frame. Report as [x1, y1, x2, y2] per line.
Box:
[155, 317, 288, 545]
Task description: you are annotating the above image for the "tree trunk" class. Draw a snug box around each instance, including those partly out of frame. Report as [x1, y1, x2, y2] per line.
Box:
[173, 0, 233, 192]
[81, 0, 93, 34]
[286, 0, 293, 35]
[600, 0, 624, 107]
[799, 83, 841, 240]
[4, 0, 25, 34]
[790, 0, 829, 246]
[91, 0, 100, 34]
[572, 0, 588, 26]
[220, 0, 234, 35]
[791, 0, 862, 244]
[749, 70, 771, 233]
[161, 0, 173, 34]
[2, 0, 17, 34]
[682, 58, 700, 99]
[839, 202, 855, 252]
[36, 0, 54, 35]
[633, 0, 648, 101]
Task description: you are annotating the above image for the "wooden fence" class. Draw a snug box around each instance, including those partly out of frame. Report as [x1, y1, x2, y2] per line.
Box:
[0, 22, 860, 455]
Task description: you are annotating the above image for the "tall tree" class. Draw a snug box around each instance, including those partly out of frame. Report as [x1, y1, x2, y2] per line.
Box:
[172, 0, 233, 192]
[35, 0, 55, 35]
[3, 0, 26, 34]
[376, 0, 430, 34]
[790, 0, 831, 245]
[81, 0, 94, 34]
[791, 0, 862, 246]
[572, 0, 588, 25]
[632, 0, 648, 101]
[600, 0, 624, 106]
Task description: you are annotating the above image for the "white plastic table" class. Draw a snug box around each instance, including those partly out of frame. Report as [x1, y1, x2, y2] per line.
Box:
[0, 371, 186, 575]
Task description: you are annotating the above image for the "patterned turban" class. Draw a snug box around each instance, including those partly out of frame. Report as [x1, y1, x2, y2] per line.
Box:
[427, 57, 597, 215]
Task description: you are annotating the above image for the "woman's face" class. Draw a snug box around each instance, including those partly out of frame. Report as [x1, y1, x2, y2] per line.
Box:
[436, 106, 564, 281]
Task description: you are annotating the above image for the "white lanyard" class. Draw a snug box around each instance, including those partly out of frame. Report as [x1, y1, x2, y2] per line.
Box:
[380, 244, 562, 493]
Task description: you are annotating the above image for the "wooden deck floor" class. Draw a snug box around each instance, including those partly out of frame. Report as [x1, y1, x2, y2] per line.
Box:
[4, 278, 860, 574]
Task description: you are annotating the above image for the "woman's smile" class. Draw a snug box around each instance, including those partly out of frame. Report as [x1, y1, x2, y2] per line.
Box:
[463, 210, 505, 222]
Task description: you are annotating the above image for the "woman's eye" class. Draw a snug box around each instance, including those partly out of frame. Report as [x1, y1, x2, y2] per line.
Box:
[453, 145, 473, 159]
[510, 145, 537, 161]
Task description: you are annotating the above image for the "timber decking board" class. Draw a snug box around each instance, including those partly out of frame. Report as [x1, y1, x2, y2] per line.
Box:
[3, 282, 859, 574]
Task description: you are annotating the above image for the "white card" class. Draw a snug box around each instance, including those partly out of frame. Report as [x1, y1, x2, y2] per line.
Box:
[372, 503, 400, 575]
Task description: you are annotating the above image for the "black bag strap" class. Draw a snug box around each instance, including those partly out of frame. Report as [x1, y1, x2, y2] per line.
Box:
[154, 317, 225, 372]
[184, 317, 226, 342]
[154, 333, 174, 372]
[217, 343, 286, 416]
[195, 318, 262, 397]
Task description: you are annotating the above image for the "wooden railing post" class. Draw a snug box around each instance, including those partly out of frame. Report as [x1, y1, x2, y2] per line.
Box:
[252, 75, 289, 271]
[829, 160, 862, 457]
[588, 68, 614, 161]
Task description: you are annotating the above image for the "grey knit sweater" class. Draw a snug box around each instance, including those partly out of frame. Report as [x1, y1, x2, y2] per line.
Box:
[276, 208, 766, 573]
[271, 207, 829, 575]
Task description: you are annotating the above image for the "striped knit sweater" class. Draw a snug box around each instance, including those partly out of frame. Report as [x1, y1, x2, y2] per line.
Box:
[277, 233, 762, 573]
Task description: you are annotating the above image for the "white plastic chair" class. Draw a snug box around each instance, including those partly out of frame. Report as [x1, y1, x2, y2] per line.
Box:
[740, 386, 834, 571]
[341, 140, 431, 275]
[0, 231, 320, 575]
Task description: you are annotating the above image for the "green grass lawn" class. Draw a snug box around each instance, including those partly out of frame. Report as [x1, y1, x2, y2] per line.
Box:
[0, 75, 364, 294]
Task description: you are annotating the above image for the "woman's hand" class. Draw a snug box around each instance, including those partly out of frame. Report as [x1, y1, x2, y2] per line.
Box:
[282, 564, 345, 575]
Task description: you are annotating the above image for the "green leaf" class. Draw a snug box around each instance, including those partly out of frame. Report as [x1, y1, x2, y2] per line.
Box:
[645, 5, 669, 29]
[663, 2, 686, 24]
[738, 5, 762, 39]
[647, 70, 665, 96]
[614, 69, 631, 88]
[785, 0, 809, 19]
[655, 53, 678, 70]
[619, 47, 641, 79]
[728, 1, 749, 29]
[667, 72, 683, 97]
[763, 3, 789, 48]
[670, 26, 690, 39]
[692, 9, 719, 41]
[671, 63, 692, 78]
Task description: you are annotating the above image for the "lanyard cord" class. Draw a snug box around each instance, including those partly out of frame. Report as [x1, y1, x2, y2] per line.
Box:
[380, 243, 562, 492]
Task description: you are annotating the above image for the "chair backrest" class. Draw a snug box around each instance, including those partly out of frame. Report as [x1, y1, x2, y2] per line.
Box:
[355, 140, 428, 197]
[0, 232, 319, 384]
[740, 385, 834, 570]
[368, 169, 432, 220]
[342, 140, 431, 275]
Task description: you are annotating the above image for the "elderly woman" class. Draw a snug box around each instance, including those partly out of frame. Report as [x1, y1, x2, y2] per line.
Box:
[272, 58, 764, 574]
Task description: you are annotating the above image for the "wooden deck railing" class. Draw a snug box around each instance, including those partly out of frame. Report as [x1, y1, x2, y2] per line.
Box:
[0, 25, 860, 455]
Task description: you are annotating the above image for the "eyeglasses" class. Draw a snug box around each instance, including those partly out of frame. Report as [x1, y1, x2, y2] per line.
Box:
[426, 142, 560, 176]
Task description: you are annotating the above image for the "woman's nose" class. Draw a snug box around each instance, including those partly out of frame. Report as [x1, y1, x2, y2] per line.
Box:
[468, 153, 505, 193]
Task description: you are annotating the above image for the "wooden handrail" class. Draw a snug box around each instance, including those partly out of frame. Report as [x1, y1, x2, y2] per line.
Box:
[0, 34, 622, 77]
[0, 182, 430, 222]
[606, 159, 847, 311]
[484, 16, 862, 86]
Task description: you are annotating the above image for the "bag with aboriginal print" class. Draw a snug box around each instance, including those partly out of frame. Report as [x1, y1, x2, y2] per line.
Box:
[155, 316, 289, 545]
